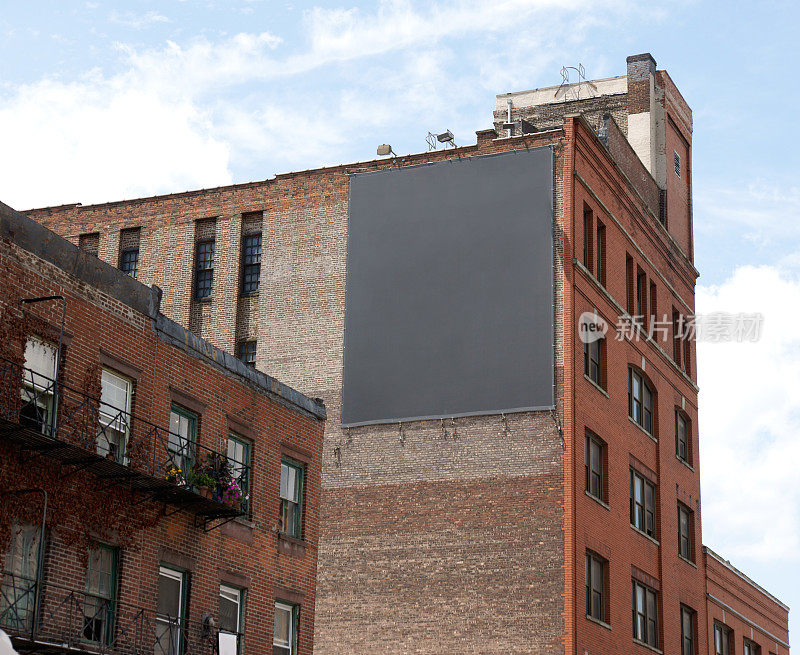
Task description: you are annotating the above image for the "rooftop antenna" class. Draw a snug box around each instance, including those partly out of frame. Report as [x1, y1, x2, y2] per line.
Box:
[554, 63, 598, 102]
[426, 130, 457, 150]
[426, 132, 437, 151]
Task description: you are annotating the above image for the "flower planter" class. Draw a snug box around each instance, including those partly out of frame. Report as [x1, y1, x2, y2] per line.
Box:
[199, 487, 213, 500]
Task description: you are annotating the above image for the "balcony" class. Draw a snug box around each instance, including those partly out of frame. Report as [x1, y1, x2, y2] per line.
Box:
[0, 357, 250, 527]
[1, 570, 239, 654]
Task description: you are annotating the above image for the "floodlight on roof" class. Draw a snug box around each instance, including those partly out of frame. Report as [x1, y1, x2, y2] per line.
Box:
[437, 130, 454, 143]
[376, 144, 396, 157]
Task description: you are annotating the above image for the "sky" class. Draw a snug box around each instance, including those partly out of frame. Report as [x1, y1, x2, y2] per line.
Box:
[1, 0, 798, 642]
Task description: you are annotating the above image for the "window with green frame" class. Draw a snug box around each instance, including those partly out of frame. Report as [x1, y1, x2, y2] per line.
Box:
[279, 459, 304, 539]
[168, 405, 197, 479]
[82, 544, 118, 645]
[227, 435, 252, 515]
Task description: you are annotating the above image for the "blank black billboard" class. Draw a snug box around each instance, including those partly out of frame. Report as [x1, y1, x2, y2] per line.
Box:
[342, 147, 554, 427]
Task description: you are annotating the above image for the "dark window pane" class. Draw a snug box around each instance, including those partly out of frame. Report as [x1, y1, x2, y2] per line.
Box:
[120, 249, 139, 278]
[241, 234, 262, 294]
[194, 240, 215, 299]
[237, 341, 257, 368]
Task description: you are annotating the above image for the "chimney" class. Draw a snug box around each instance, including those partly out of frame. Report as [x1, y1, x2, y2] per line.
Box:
[626, 53, 666, 189]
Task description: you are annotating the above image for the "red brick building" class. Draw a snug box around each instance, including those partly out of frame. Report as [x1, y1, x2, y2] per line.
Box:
[24, 53, 789, 654]
[0, 201, 326, 654]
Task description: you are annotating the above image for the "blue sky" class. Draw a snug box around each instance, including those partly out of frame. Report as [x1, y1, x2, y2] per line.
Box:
[1, 0, 798, 642]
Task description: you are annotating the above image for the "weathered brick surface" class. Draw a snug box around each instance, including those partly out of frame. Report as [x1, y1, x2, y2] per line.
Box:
[0, 222, 325, 655]
[704, 548, 790, 655]
[25, 56, 788, 655]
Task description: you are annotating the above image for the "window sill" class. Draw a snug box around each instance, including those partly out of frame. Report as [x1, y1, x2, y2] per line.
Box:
[239, 291, 260, 298]
[277, 533, 307, 557]
[678, 554, 697, 569]
[584, 490, 610, 511]
[628, 416, 657, 444]
[676, 455, 694, 472]
[193, 297, 213, 304]
[633, 638, 663, 654]
[630, 525, 660, 546]
[584, 374, 609, 398]
[586, 615, 612, 631]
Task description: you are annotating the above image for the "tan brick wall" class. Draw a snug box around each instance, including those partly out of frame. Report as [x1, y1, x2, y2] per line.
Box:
[30, 131, 569, 654]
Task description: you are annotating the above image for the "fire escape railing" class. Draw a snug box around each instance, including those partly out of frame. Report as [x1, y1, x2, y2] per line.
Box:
[1, 570, 240, 654]
[0, 356, 251, 519]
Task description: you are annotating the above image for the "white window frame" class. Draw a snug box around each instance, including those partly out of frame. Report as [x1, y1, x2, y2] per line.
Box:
[98, 368, 133, 462]
[156, 566, 185, 655]
[273, 601, 295, 655]
[20, 337, 57, 434]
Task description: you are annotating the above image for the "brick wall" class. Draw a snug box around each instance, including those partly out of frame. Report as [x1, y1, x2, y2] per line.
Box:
[704, 548, 790, 655]
[28, 130, 569, 654]
[0, 225, 325, 655]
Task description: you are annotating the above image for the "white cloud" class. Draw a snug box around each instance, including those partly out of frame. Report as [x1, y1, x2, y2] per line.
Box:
[109, 10, 171, 30]
[0, 0, 641, 208]
[0, 78, 230, 209]
[698, 265, 800, 562]
[695, 178, 800, 249]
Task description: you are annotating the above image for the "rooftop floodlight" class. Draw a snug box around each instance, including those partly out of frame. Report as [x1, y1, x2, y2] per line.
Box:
[437, 130, 454, 143]
[376, 144, 395, 157]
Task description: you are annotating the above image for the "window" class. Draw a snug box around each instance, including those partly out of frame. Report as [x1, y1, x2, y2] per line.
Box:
[628, 368, 654, 434]
[98, 369, 133, 462]
[632, 579, 659, 648]
[649, 281, 657, 326]
[118, 227, 141, 278]
[585, 552, 607, 622]
[194, 239, 215, 300]
[227, 435, 252, 515]
[583, 208, 593, 274]
[714, 622, 732, 655]
[674, 150, 681, 177]
[672, 310, 682, 364]
[219, 585, 244, 654]
[636, 267, 647, 326]
[681, 606, 695, 655]
[678, 503, 693, 561]
[585, 432, 605, 502]
[155, 566, 186, 655]
[596, 220, 606, 286]
[79, 232, 100, 257]
[626, 255, 635, 314]
[676, 410, 690, 464]
[280, 459, 304, 539]
[630, 469, 657, 538]
[584, 335, 603, 387]
[683, 333, 692, 377]
[1, 525, 41, 632]
[273, 601, 297, 655]
[20, 337, 57, 434]
[241, 233, 262, 295]
[237, 341, 256, 368]
[168, 405, 197, 477]
[743, 638, 761, 655]
[83, 544, 117, 645]
[120, 249, 139, 278]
